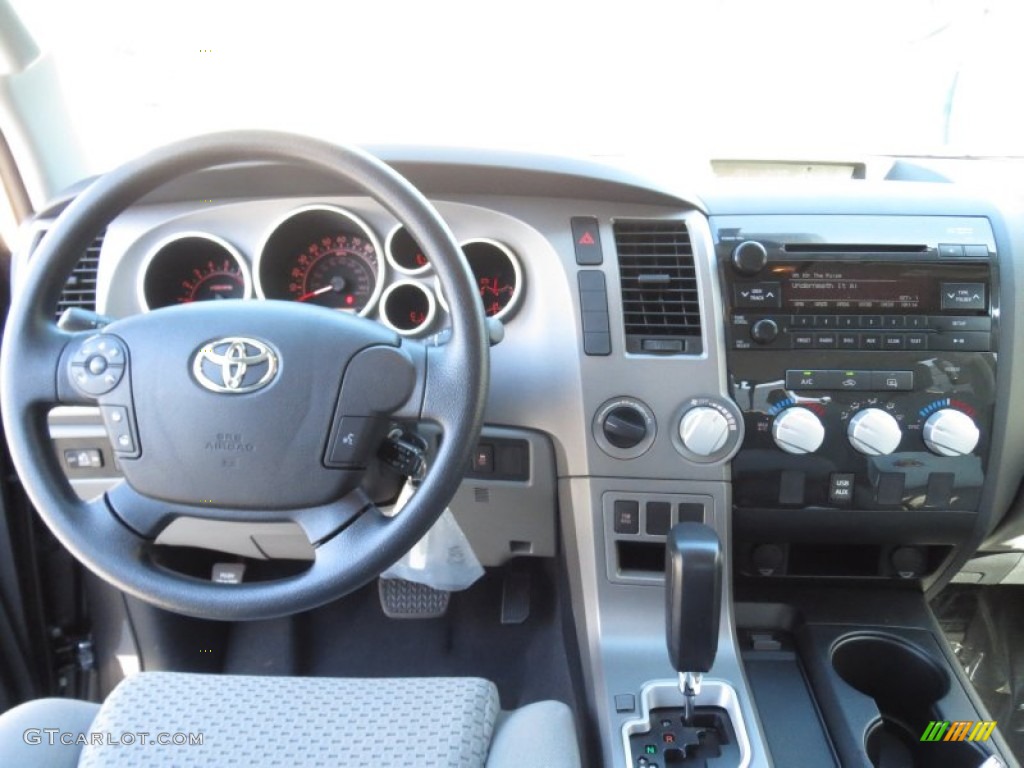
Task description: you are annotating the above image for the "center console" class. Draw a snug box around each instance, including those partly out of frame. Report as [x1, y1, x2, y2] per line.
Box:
[568, 205, 1012, 768]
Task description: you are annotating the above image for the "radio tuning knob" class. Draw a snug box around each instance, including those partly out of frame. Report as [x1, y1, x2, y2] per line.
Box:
[847, 408, 903, 456]
[731, 240, 768, 275]
[923, 408, 980, 457]
[679, 406, 730, 457]
[750, 318, 779, 344]
[772, 407, 825, 455]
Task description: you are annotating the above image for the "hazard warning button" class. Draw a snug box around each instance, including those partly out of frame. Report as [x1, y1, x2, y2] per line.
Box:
[571, 216, 603, 265]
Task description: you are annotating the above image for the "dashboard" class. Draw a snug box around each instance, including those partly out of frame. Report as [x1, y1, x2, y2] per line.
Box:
[20, 148, 1024, 767]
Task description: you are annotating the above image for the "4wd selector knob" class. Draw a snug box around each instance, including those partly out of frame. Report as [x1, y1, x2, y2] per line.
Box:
[923, 408, 980, 457]
[732, 240, 768, 275]
[847, 408, 902, 456]
[679, 406, 730, 456]
[772, 407, 825, 455]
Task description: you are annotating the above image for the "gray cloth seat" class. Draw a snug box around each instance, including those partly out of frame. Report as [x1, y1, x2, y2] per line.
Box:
[0, 672, 581, 767]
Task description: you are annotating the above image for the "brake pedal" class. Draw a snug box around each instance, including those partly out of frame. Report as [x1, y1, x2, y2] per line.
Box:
[378, 578, 450, 619]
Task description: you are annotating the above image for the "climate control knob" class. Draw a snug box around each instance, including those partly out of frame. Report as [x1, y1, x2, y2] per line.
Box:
[923, 408, 980, 457]
[679, 406, 730, 457]
[772, 407, 825, 455]
[847, 408, 902, 456]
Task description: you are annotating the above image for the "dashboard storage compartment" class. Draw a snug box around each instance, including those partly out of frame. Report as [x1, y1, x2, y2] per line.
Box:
[801, 626, 997, 767]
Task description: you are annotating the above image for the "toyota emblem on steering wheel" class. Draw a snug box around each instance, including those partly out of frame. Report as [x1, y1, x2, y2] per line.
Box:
[192, 337, 278, 394]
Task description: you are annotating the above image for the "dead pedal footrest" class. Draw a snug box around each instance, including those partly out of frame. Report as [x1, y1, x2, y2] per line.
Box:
[378, 578, 450, 619]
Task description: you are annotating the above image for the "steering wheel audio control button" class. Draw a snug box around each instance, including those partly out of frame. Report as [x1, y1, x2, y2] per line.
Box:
[68, 335, 128, 397]
[100, 405, 140, 458]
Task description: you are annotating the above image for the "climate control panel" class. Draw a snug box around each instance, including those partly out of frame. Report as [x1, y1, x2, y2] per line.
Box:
[714, 213, 997, 517]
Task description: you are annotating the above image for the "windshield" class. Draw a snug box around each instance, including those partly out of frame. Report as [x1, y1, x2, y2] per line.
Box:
[10, 0, 1024, 174]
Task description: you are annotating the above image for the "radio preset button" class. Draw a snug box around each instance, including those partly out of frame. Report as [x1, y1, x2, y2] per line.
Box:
[905, 315, 928, 329]
[790, 315, 813, 328]
[859, 316, 883, 329]
[882, 316, 905, 328]
[836, 316, 857, 329]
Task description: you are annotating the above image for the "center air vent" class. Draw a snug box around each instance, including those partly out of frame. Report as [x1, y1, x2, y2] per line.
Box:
[614, 219, 702, 355]
[36, 230, 105, 319]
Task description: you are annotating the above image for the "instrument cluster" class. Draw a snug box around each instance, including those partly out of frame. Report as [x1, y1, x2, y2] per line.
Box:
[137, 204, 524, 337]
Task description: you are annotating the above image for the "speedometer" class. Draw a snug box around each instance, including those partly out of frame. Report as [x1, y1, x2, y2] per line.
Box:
[289, 234, 378, 310]
[255, 205, 384, 316]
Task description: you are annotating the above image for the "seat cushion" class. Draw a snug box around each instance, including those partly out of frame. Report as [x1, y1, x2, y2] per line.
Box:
[78, 672, 500, 767]
[486, 700, 582, 768]
[0, 697, 100, 768]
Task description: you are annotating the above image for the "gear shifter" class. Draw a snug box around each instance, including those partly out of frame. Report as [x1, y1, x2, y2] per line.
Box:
[665, 522, 723, 724]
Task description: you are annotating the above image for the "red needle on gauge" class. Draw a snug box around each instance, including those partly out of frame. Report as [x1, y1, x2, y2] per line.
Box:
[297, 276, 347, 303]
[296, 285, 333, 302]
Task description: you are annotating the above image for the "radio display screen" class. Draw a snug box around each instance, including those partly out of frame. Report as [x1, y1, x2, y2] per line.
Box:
[780, 263, 932, 312]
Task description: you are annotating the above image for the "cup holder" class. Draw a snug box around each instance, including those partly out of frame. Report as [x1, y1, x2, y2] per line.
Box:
[831, 633, 987, 768]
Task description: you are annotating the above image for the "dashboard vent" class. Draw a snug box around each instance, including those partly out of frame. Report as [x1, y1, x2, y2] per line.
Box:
[614, 219, 702, 355]
[43, 230, 104, 319]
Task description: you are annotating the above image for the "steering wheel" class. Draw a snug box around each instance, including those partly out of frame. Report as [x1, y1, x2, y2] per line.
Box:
[0, 131, 489, 621]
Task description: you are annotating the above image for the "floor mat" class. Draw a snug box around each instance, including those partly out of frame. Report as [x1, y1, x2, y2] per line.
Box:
[222, 559, 577, 711]
[933, 585, 1024, 761]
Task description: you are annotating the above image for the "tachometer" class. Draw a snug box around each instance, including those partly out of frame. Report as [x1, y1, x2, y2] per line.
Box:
[140, 232, 251, 310]
[255, 206, 384, 316]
